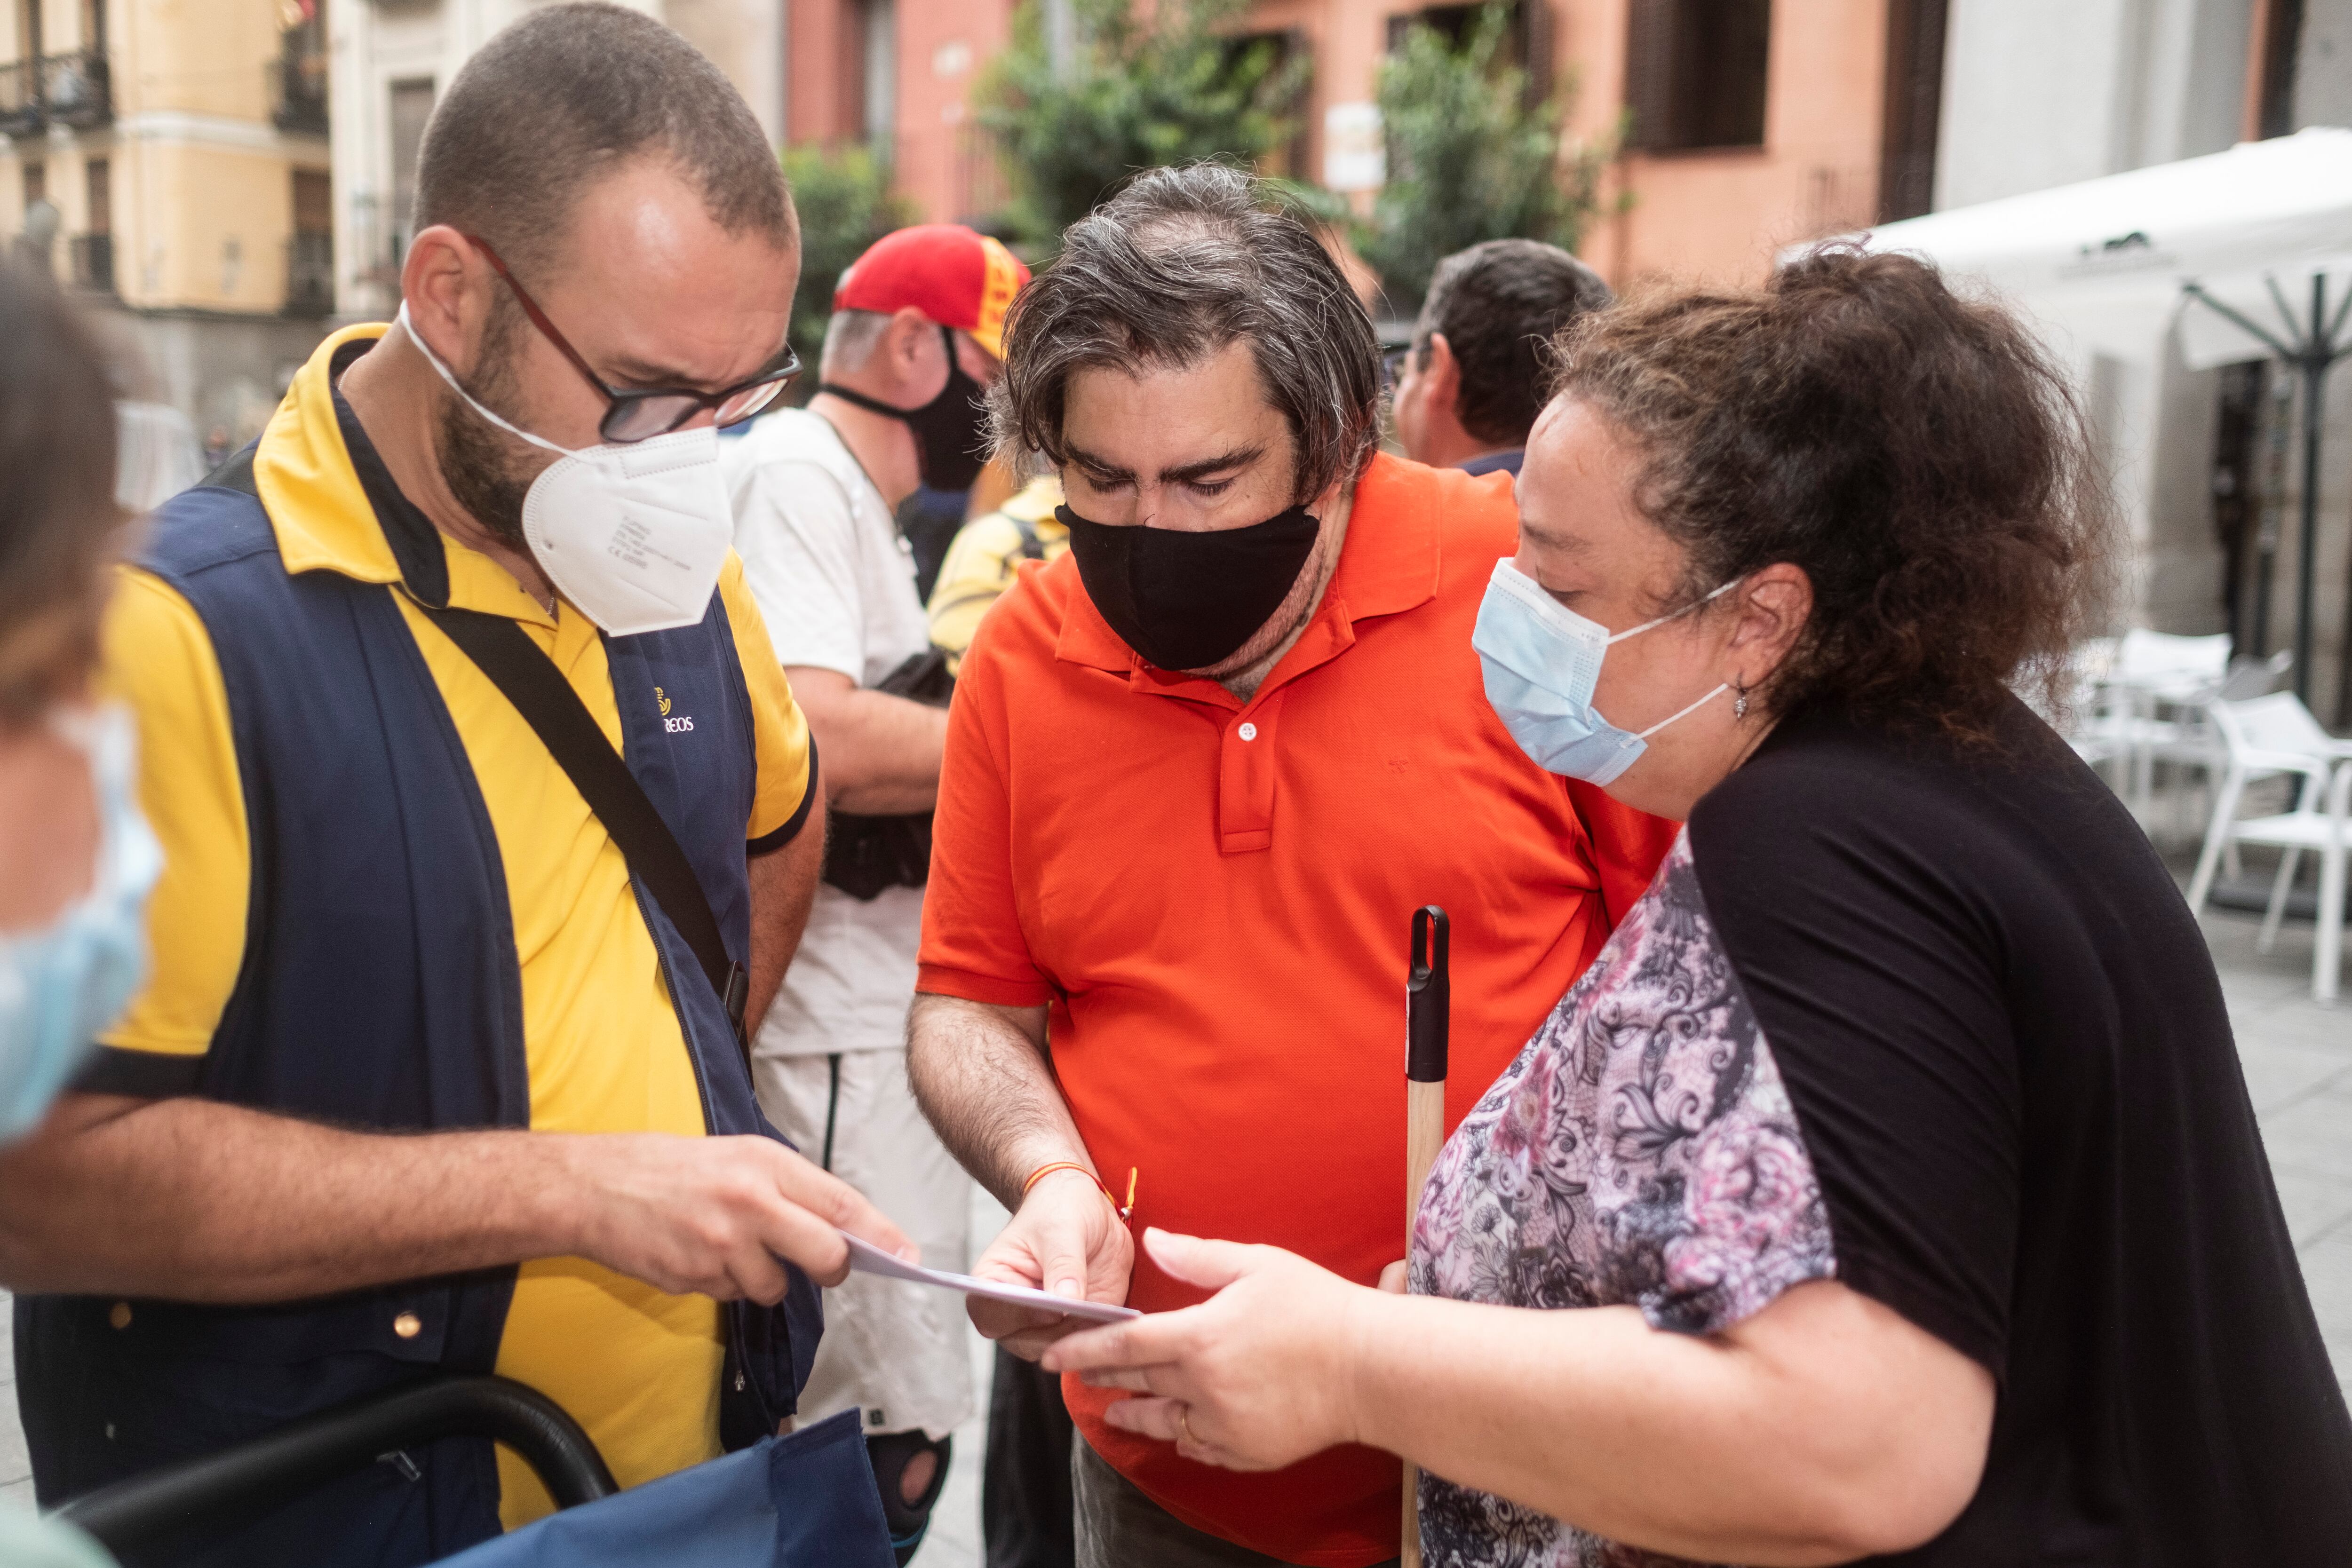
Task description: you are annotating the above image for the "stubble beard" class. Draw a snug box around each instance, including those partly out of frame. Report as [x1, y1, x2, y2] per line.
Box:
[434, 308, 537, 548]
[1194, 490, 1352, 693]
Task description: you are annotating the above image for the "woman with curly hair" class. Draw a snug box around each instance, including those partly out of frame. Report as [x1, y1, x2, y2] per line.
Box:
[1044, 248, 2352, 1567]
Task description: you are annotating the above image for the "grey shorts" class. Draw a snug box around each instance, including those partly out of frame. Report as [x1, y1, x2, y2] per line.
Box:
[1070, 1433, 1402, 1568]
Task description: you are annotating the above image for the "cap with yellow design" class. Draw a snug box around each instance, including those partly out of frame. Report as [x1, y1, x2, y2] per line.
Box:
[832, 225, 1031, 362]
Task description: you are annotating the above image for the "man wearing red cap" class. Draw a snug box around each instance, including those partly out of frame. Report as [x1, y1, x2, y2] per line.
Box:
[723, 222, 1029, 1562]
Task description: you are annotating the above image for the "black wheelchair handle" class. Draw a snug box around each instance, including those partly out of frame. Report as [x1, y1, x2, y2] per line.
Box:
[56, 1374, 618, 1558]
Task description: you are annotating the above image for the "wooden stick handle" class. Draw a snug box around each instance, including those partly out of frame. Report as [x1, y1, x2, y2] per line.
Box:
[1401, 1077, 1446, 1568]
[1406, 1079, 1446, 1215]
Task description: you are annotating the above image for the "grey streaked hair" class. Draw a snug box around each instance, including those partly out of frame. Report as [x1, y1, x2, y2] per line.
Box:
[821, 308, 892, 375]
[989, 163, 1382, 504]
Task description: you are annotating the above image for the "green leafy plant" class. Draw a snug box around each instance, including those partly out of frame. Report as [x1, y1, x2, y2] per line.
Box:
[977, 0, 1311, 251]
[1355, 5, 1610, 313]
[781, 143, 917, 371]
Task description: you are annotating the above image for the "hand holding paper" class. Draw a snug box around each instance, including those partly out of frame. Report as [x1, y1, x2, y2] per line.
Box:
[840, 1231, 1140, 1323]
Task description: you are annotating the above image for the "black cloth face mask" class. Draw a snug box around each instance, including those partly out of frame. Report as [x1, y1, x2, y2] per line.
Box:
[817, 325, 991, 492]
[1057, 500, 1321, 672]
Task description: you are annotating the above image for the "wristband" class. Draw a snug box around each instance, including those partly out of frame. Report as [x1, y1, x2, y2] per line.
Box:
[1021, 1160, 1137, 1220]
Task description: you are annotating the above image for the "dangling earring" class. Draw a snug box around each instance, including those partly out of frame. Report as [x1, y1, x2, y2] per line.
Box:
[1732, 679, 1748, 721]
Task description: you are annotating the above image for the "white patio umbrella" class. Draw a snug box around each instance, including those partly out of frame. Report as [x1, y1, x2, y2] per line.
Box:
[1844, 128, 2352, 705]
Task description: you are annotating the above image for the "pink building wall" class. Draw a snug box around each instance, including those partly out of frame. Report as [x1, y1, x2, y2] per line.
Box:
[788, 0, 1897, 292]
[1592, 0, 1891, 287]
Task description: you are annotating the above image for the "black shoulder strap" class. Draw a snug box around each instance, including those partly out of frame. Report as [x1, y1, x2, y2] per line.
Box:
[203, 442, 261, 497]
[1009, 510, 1046, 562]
[421, 606, 751, 1053]
[218, 441, 750, 1052]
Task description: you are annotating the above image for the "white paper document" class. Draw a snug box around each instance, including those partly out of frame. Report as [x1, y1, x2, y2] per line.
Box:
[839, 1232, 1141, 1323]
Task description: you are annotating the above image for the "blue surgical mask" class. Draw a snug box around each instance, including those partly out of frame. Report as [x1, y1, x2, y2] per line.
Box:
[1472, 559, 1735, 786]
[0, 705, 161, 1140]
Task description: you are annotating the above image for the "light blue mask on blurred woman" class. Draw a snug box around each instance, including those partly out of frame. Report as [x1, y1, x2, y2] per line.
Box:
[0, 706, 161, 1139]
[1472, 560, 1734, 787]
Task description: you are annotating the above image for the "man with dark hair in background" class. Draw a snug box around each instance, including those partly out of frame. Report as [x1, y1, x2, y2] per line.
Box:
[0, 8, 909, 1563]
[1388, 238, 1613, 479]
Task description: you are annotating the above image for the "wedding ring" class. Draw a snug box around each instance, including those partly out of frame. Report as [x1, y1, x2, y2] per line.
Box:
[1176, 1403, 1198, 1445]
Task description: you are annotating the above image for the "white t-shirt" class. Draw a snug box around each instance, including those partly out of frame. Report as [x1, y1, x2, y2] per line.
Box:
[724, 408, 932, 1058]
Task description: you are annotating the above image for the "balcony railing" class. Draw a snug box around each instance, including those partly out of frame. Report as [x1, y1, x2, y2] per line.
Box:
[45, 49, 110, 128]
[0, 60, 41, 137]
[271, 48, 327, 135]
[70, 233, 112, 293]
[0, 49, 113, 134]
[286, 231, 334, 317]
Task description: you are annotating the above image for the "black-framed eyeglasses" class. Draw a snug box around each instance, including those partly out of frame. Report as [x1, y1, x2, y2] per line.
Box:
[1381, 345, 1414, 392]
[466, 234, 802, 444]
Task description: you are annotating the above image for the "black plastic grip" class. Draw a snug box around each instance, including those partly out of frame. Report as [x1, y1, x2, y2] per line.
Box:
[1407, 905, 1450, 1083]
[56, 1375, 617, 1559]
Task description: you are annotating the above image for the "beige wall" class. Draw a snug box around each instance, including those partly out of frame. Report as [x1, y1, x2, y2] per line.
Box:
[1, 2, 325, 316]
[128, 141, 315, 311]
[668, 0, 783, 143]
[115, 0, 281, 120]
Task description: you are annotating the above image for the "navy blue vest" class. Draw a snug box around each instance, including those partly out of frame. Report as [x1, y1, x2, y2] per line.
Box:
[17, 400, 822, 1568]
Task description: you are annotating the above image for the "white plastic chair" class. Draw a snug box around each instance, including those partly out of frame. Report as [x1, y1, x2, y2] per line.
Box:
[2185, 692, 2352, 1003]
[2074, 632, 2232, 817]
[2144, 651, 2297, 842]
[2113, 628, 2233, 690]
[2053, 640, 2119, 767]
[2219, 649, 2296, 701]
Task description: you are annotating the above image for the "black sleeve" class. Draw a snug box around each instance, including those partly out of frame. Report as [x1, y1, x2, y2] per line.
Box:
[70, 1045, 204, 1097]
[1687, 752, 2023, 1376]
[748, 736, 820, 857]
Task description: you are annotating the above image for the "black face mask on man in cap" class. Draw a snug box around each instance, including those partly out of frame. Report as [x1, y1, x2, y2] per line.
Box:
[1057, 500, 1321, 672]
[818, 325, 992, 492]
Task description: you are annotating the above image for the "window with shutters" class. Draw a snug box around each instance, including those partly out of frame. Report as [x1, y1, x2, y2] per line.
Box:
[851, 0, 897, 154]
[1878, 0, 1946, 220]
[1622, 0, 1771, 153]
[1230, 29, 1310, 179]
[1386, 2, 1555, 107]
[289, 169, 333, 316]
[72, 157, 108, 292]
[2257, 0, 2304, 138]
[388, 79, 434, 269]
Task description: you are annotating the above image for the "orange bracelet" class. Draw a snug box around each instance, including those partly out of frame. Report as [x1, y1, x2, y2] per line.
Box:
[1022, 1160, 1137, 1220]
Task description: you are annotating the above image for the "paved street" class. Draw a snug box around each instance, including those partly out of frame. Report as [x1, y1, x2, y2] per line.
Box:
[2201, 904, 2352, 1412]
[1, 900, 2342, 1546]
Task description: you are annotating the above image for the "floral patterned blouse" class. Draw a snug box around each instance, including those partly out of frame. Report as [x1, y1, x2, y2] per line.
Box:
[1408, 830, 1836, 1568]
[1402, 701, 2352, 1568]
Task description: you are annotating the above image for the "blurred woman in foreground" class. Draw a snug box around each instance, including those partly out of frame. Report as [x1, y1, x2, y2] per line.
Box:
[0, 264, 157, 1566]
[1048, 249, 2352, 1566]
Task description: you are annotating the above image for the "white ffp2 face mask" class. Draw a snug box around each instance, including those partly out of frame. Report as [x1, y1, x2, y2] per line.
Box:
[400, 305, 734, 637]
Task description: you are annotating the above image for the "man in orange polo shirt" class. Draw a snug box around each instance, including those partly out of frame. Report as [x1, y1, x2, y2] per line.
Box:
[907, 165, 1674, 1568]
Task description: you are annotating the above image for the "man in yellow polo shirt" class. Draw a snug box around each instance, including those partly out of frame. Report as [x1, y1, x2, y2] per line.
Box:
[0, 9, 906, 1564]
[927, 474, 1068, 676]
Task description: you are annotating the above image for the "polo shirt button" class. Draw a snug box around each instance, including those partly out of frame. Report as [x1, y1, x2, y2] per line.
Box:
[735, 1372, 747, 1393]
[108, 1302, 131, 1330]
[393, 1312, 422, 1340]
[1237, 721, 1258, 741]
